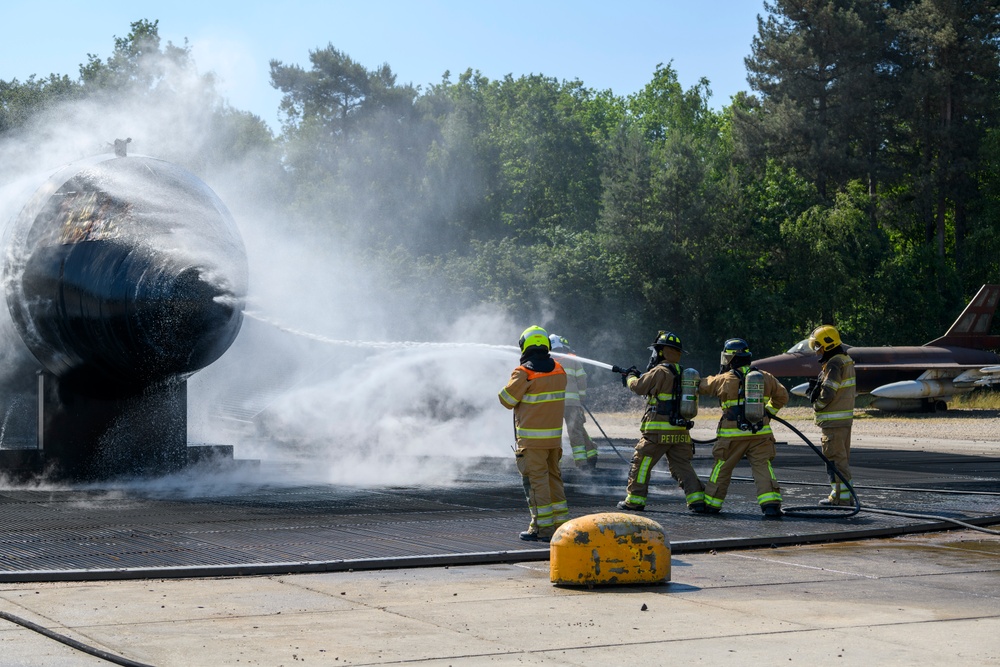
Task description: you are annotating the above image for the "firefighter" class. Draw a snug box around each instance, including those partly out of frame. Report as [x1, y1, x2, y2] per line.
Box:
[548, 334, 598, 470]
[696, 338, 788, 519]
[499, 325, 569, 542]
[808, 325, 857, 505]
[616, 331, 706, 513]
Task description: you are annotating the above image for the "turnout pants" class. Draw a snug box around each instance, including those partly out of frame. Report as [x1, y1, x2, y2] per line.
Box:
[704, 435, 782, 510]
[821, 423, 853, 503]
[565, 406, 597, 464]
[515, 447, 568, 537]
[624, 432, 705, 508]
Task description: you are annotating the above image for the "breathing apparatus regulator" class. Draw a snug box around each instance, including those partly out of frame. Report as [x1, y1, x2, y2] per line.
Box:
[615, 331, 701, 427]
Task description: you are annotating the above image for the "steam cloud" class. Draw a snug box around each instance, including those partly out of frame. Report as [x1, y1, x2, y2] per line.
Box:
[0, 45, 540, 492]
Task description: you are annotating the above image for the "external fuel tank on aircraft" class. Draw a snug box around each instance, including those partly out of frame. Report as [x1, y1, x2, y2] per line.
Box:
[0, 150, 248, 479]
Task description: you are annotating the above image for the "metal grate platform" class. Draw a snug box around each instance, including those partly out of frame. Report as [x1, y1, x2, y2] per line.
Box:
[1, 442, 999, 582]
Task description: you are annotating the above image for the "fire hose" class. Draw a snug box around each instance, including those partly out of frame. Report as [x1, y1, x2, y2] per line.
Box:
[768, 415, 1000, 532]
[581, 403, 631, 463]
[577, 358, 998, 530]
[768, 413, 861, 518]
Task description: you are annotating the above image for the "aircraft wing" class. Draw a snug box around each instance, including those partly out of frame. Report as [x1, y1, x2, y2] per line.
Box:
[869, 365, 1000, 400]
[854, 362, 992, 372]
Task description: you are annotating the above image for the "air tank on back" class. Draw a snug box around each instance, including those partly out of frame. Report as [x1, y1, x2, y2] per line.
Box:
[0, 148, 248, 479]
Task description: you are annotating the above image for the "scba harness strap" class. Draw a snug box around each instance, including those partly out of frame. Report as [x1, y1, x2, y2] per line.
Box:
[649, 362, 694, 429]
[723, 365, 765, 434]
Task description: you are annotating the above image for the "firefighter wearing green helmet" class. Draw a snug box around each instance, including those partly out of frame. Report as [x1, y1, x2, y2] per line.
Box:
[808, 324, 857, 506]
[548, 334, 598, 470]
[499, 325, 569, 542]
[696, 338, 789, 519]
[616, 331, 707, 513]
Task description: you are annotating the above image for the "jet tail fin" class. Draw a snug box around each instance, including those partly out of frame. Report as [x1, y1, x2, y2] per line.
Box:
[925, 284, 1000, 350]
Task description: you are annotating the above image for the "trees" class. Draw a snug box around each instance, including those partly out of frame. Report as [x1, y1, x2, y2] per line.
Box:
[6, 18, 999, 364]
[738, 0, 1000, 339]
[478, 74, 603, 241]
[270, 45, 428, 247]
[886, 0, 1000, 268]
[0, 74, 80, 134]
[78, 19, 196, 98]
[739, 0, 890, 201]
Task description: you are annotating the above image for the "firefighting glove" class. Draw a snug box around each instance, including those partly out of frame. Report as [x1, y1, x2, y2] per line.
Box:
[807, 378, 822, 404]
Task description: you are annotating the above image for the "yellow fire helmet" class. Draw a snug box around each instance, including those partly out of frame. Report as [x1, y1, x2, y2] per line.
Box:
[519, 325, 551, 352]
[809, 325, 842, 354]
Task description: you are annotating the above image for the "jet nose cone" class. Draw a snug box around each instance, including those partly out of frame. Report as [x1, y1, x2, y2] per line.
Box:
[754, 353, 820, 378]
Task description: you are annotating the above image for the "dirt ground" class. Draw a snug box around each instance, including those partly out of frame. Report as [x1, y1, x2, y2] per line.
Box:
[588, 405, 1000, 455]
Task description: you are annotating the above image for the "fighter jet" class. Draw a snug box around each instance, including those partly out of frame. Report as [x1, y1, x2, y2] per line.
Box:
[753, 284, 1000, 412]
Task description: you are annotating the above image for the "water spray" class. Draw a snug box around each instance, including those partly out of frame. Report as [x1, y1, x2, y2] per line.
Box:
[243, 311, 520, 353]
[246, 313, 632, 368]
[550, 351, 615, 371]
[242, 314, 645, 466]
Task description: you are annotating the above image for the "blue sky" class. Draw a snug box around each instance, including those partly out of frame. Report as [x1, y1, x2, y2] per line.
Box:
[3, 1, 767, 132]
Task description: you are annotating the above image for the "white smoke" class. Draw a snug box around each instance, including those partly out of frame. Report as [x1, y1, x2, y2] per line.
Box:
[0, 32, 549, 492]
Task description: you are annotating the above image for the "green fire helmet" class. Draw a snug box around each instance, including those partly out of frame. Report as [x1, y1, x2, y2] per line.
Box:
[519, 325, 550, 352]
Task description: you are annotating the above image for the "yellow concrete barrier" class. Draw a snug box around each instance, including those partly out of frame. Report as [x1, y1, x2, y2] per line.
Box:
[549, 512, 670, 586]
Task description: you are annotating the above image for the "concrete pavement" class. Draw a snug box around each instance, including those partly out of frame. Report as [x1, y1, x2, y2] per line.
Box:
[1, 528, 999, 666]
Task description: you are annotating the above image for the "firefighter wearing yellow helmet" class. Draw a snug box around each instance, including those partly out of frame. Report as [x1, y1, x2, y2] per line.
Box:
[499, 325, 569, 542]
[548, 334, 598, 470]
[695, 338, 789, 519]
[808, 324, 857, 505]
[616, 331, 707, 513]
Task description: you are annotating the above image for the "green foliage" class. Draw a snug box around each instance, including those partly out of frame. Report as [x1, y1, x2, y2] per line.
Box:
[0, 74, 79, 132]
[480, 74, 603, 240]
[741, 0, 889, 199]
[779, 180, 891, 340]
[7, 14, 1000, 371]
[79, 19, 199, 100]
[629, 62, 719, 145]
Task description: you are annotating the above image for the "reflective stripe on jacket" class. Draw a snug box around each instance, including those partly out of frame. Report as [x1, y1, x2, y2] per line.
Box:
[815, 353, 856, 427]
[499, 361, 567, 449]
[560, 355, 587, 407]
[627, 363, 687, 434]
[697, 367, 788, 439]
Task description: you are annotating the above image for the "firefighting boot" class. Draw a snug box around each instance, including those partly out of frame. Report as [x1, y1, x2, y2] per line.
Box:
[519, 531, 551, 542]
[761, 503, 783, 520]
[688, 501, 708, 513]
[616, 500, 645, 512]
